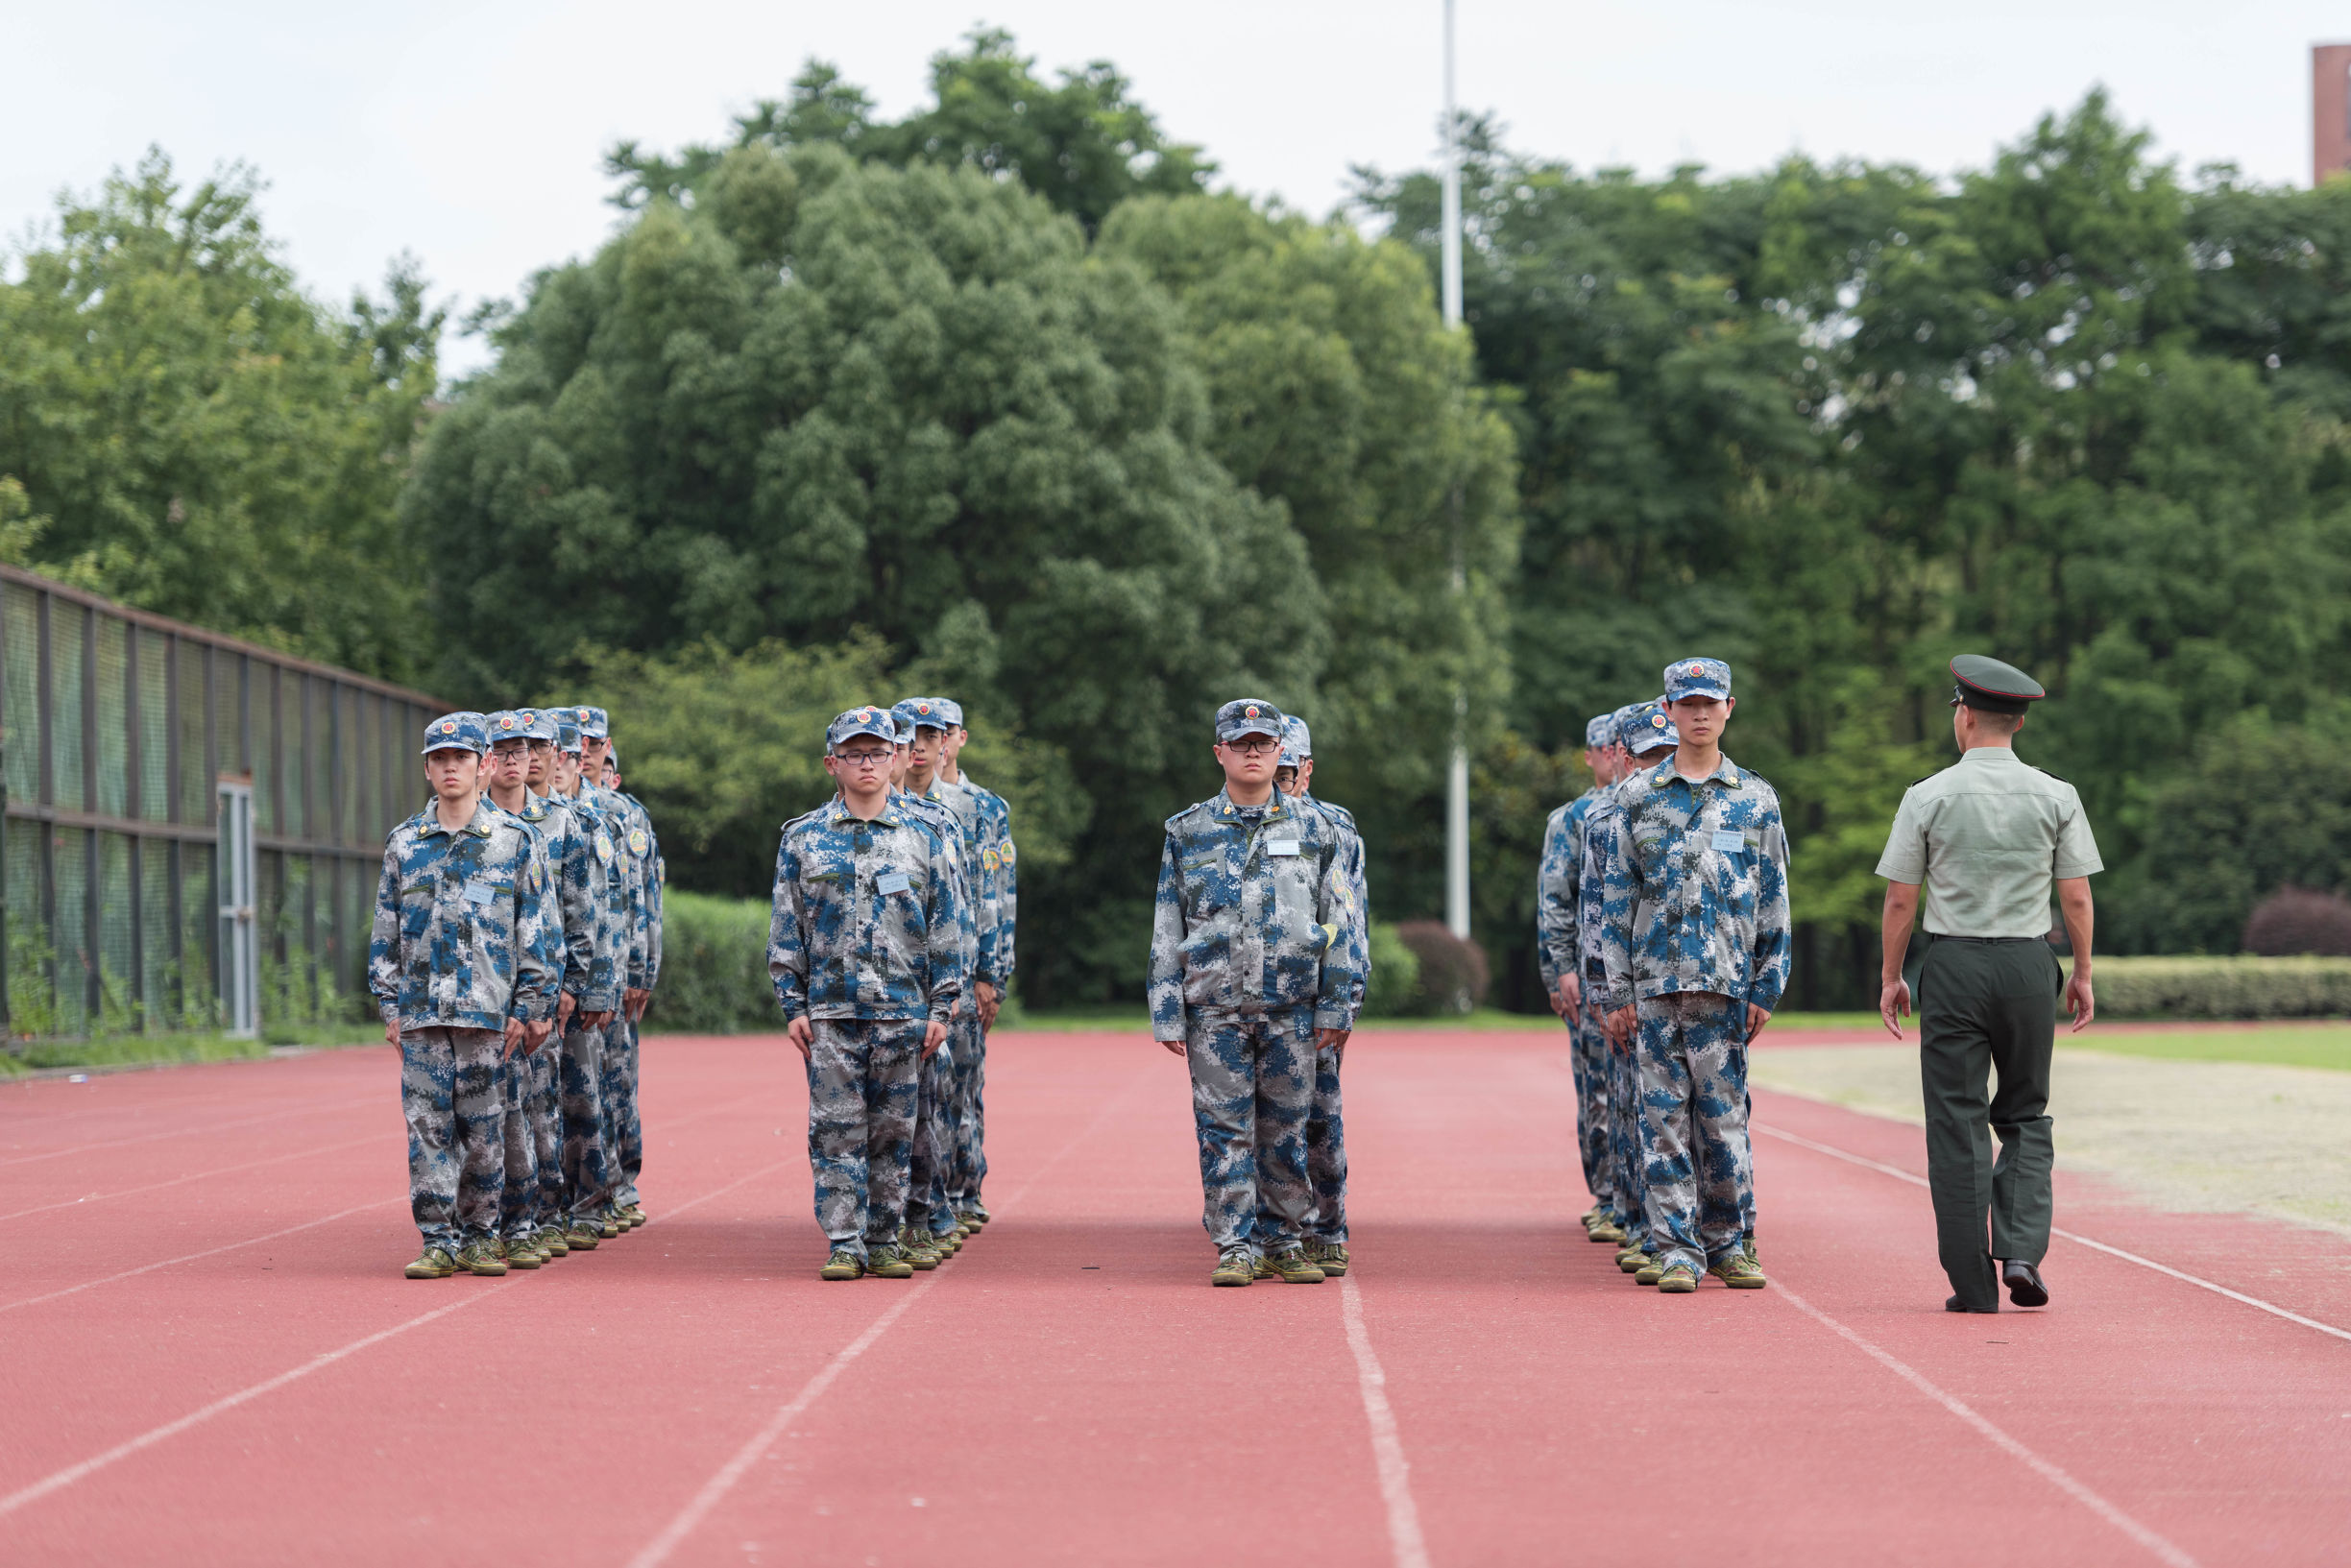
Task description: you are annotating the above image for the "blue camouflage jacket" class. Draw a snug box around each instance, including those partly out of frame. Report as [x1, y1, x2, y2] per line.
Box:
[369, 798, 560, 1031]
[1300, 791, 1369, 1027]
[896, 786, 977, 992]
[923, 777, 1003, 987]
[588, 784, 659, 991]
[518, 790, 618, 1010]
[960, 775, 1017, 980]
[1149, 788, 1362, 1040]
[768, 797, 967, 1024]
[1594, 755, 1792, 1014]
[1537, 786, 1601, 991]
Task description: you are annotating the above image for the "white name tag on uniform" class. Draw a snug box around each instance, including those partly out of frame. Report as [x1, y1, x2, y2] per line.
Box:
[463, 879, 497, 905]
[1266, 839, 1301, 856]
[876, 871, 912, 896]
[1709, 830, 1746, 854]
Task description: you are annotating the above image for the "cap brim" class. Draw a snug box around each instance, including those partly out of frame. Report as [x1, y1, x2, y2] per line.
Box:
[1222, 726, 1282, 741]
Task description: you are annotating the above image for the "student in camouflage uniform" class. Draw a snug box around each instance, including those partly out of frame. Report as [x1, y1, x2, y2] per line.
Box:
[549, 714, 622, 1249]
[573, 706, 660, 1234]
[1151, 699, 1364, 1288]
[371, 711, 560, 1280]
[769, 707, 966, 1281]
[1597, 661, 1789, 1294]
[939, 703, 1015, 1225]
[1262, 715, 1367, 1277]
[1584, 702, 1669, 1276]
[888, 704, 973, 1268]
[1539, 711, 1624, 1247]
[479, 712, 568, 1267]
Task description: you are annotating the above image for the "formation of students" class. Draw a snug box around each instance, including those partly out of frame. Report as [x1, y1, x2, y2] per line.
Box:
[369, 706, 665, 1280]
[1539, 660, 1791, 1293]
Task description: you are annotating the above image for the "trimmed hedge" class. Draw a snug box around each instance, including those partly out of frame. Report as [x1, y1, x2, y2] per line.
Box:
[2094, 954, 2351, 1020]
[643, 893, 777, 1034]
[1362, 923, 1420, 1018]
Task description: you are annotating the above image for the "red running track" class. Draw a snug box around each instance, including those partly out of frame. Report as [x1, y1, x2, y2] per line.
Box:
[1, 1029, 2347, 1567]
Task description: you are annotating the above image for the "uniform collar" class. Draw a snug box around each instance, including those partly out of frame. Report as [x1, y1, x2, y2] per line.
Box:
[829, 793, 900, 830]
[519, 793, 552, 823]
[1960, 745, 2022, 765]
[418, 797, 496, 839]
[1215, 788, 1287, 823]
[1651, 755, 1743, 790]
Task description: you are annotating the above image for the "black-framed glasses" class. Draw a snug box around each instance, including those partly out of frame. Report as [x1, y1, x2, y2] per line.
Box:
[1223, 736, 1280, 757]
[836, 749, 893, 767]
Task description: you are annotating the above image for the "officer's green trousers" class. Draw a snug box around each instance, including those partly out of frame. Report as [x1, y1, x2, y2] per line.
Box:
[1918, 937, 2058, 1309]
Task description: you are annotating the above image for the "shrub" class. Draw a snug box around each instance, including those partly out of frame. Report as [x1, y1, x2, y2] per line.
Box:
[643, 893, 777, 1034]
[2093, 954, 2351, 1019]
[2242, 888, 2351, 957]
[1361, 923, 1421, 1018]
[1392, 920, 1490, 1016]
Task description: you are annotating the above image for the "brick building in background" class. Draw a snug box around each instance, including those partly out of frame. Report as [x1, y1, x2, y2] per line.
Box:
[2316, 44, 2351, 183]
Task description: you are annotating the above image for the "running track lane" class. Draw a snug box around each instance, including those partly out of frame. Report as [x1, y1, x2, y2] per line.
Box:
[1, 1031, 2347, 1566]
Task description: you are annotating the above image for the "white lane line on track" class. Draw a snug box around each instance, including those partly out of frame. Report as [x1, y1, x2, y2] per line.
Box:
[0, 1285, 518, 1519]
[1756, 1122, 2351, 1346]
[0, 1135, 382, 1225]
[0, 1094, 379, 1169]
[1339, 1275, 1433, 1568]
[627, 1057, 1158, 1568]
[1776, 1282, 2200, 1568]
[0, 1200, 400, 1315]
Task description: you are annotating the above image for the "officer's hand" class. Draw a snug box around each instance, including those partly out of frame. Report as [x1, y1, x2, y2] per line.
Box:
[501, 1018, 526, 1058]
[786, 1016, 813, 1059]
[1879, 977, 1911, 1039]
[382, 1013, 400, 1049]
[2063, 969, 2094, 1032]
[921, 1020, 949, 1059]
[557, 992, 577, 1030]
[1555, 974, 1581, 1015]
[1160, 1038, 1187, 1057]
[1744, 1003, 1771, 1044]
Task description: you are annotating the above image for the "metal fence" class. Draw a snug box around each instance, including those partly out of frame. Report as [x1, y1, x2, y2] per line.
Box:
[0, 566, 447, 1039]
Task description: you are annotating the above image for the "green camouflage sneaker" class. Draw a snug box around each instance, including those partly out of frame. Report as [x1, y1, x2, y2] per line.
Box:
[595, 1208, 625, 1240]
[455, 1240, 508, 1277]
[955, 1208, 986, 1231]
[1709, 1254, 1768, 1290]
[866, 1243, 916, 1280]
[1303, 1238, 1350, 1277]
[1253, 1247, 1326, 1285]
[621, 1204, 647, 1229]
[1211, 1246, 1254, 1287]
[1580, 1206, 1603, 1229]
[967, 1200, 991, 1225]
[819, 1249, 864, 1281]
[562, 1221, 600, 1251]
[1617, 1246, 1649, 1273]
[1589, 1218, 1626, 1245]
[1744, 1234, 1758, 1267]
[900, 1229, 942, 1270]
[500, 1236, 543, 1269]
[935, 1227, 963, 1253]
[1657, 1262, 1700, 1293]
[404, 1247, 457, 1279]
[536, 1226, 570, 1259]
[1635, 1256, 1668, 1287]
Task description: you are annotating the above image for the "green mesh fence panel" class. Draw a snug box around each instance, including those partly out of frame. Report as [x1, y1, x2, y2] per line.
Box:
[138, 633, 168, 822]
[338, 688, 360, 845]
[97, 832, 133, 1031]
[254, 665, 277, 834]
[180, 642, 207, 823]
[215, 650, 244, 779]
[94, 615, 128, 819]
[179, 840, 214, 1027]
[53, 603, 85, 809]
[140, 838, 171, 1028]
[52, 827, 87, 1036]
[4, 818, 43, 1035]
[3, 584, 36, 807]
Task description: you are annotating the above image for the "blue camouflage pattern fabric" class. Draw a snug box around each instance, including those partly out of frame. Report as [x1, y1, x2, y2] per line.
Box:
[517, 790, 615, 1009]
[804, 1019, 925, 1258]
[1637, 992, 1753, 1274]
[400, 1025, 506, 1247]
[960, 776, 1017, 979]
[1299, 791, 1369, 1025]
[923, 777, 1003, 987]
[1148, 789, 1362, 1039]
[1190, 1010, 1317, 1251]
[369, 798, 559, 1031]
[1594, 754, 1792, 1014]
[1537, 786, 1602, 992]
[767, 797, 966, 1023]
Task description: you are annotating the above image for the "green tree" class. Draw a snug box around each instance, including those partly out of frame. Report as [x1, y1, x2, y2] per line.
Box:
[0, 150, 441, 681]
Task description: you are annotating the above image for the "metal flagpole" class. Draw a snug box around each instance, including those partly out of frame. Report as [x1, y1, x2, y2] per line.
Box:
[1442, 0, 1470, 942]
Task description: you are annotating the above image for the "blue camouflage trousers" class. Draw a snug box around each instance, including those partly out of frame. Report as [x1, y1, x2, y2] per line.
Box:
[1564, 1006, 1615, 1217]
[615, 1017, 644, 1209]
[499, 1042, 561, 1236]
[805, 1018, 923, 1258]
[1605, 1013, 1648, 1247]
[559, 1020, 610, 1220]
[909, 1037, 957, 1237]
[596, 1017, 642, 1213]
[1256, 1039, 1347, 1244]
[1637, 992, 1754, 1275]
[946, 1012, 988, 1205]
[1187, 1008, 1316, 1253]
[400, 1025, 505, 1249]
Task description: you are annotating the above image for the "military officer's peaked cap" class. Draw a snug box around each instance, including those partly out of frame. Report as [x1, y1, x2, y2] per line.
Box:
[1215, 698, 1287, 742]
[1948, 655, 2045, 714]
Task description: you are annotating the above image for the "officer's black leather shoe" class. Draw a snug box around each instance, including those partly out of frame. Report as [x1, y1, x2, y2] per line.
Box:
[2001, 1260, 2048, 1308]
[1945, 1294, 1999, 1314]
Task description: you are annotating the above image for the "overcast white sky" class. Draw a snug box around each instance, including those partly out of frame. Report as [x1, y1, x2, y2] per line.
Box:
[4, 2, 2337, 375]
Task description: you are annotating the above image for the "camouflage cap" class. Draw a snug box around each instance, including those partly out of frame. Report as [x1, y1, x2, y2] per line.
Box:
[1624, 700, 1679, 756]
[1215, 698, 1287, 743]
[561, 705, 611, 740]
[1279, 715, 1313, 767]
[826, 706, 898, 751]
[515, 707, 558, 743]
[928, 697, 965, 728]
[1585, 712, 1620, 749]
[555, 716, 582, 755]
[422, 712, 490, 756]
[893, 697, 952, 736]
[891, 711, 915, 744]
[1662, 657, 1733, 703]
[484, 710, 530, 747]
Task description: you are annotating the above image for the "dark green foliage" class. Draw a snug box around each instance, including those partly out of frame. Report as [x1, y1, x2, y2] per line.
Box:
[2242, 889, 2351, 958]
[642, 892, 777, 1033]
[1393, 920, 1491, 1016]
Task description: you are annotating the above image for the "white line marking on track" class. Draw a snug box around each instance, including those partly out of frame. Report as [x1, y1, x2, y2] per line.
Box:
[0, 1199, 400, 1315]
[0, 1094, 378, 1168]
[0, 1285, 516, 1519]
[0, 1135, 381, 1225]
[1339, 1275, 1432, 1568]
[1757, 1122, 2351, 1346]
[626, 1057, 1157, 1568]
[1776, 1282, 2200, 1568]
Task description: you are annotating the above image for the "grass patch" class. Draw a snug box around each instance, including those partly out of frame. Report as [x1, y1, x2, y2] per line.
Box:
[2061, 1025, 2351, 1073]
[0, 1018, 383, 1076]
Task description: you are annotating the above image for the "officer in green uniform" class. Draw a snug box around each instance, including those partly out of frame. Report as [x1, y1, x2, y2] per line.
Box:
[1876, 656, 2100, 1314]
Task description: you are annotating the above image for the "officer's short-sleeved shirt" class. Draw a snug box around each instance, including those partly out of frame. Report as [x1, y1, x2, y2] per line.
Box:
[1877, 747, 2102, 938]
